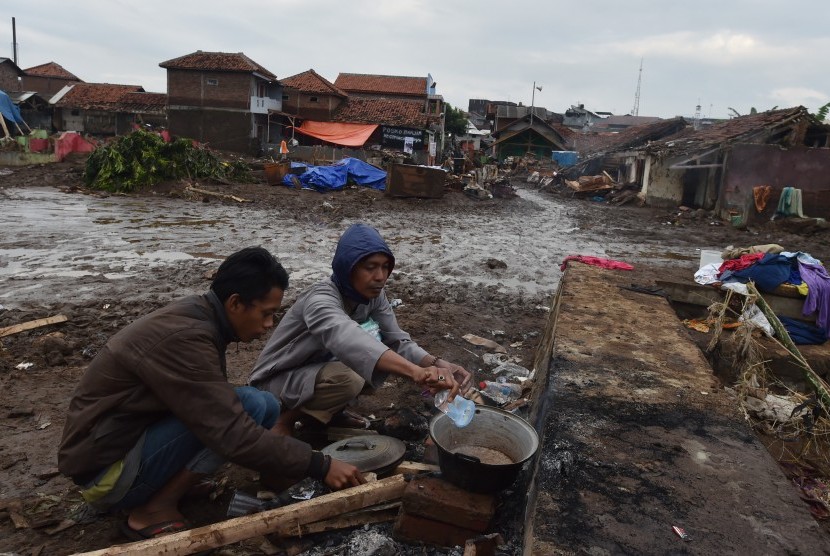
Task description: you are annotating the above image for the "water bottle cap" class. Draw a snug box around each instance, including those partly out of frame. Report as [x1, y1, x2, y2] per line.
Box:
[479, 381, 487, 389]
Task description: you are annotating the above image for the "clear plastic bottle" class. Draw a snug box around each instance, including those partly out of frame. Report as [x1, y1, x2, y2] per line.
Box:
[434, 389, 475, 427]
[479, 380, 522, 404]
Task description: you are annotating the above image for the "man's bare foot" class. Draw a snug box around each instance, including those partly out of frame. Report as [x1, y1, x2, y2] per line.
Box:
[127, 507, 185, 532]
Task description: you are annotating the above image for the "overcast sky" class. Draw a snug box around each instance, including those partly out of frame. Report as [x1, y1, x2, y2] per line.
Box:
[4, 1, 828, 120]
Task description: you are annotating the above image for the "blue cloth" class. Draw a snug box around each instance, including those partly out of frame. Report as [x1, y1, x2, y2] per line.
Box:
[729, 253, 795, 292]
[779, 316, 827, 345]
[331, 223, 395, 304]
[110, 387, 279, 511]
[0, 90, 24, 126]
[282, 157, 386, 191]
[799, 261, 830, 337]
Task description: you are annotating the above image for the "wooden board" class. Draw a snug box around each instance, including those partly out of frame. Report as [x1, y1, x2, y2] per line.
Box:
[0, 315, 68, 338]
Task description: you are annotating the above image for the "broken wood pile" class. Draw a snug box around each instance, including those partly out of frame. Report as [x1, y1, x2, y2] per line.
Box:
[71, 461, 508, 555]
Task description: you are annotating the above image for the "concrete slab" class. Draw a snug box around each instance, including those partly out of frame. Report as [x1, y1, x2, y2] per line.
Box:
[524, 263, 829, 554]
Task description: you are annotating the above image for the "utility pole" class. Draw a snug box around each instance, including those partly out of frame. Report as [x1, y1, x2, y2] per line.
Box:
[12, 17, 18, 65]
[631, 58, 643, 116]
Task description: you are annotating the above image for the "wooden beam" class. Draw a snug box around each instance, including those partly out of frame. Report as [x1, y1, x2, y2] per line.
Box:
[73, 475, 407, 556]
[393, 461, 440, 475]
[285, 502, 400, 537]
[0, 315, 68, 338]
[184, 186, 251, 203]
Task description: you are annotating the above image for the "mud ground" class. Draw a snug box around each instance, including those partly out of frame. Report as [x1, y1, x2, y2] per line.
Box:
[1, 157, 830, 555]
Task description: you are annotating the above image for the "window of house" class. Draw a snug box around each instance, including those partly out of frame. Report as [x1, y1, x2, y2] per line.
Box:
[206, 78, 218, 86]
[71, 109, 80, 116]
[309, 96, 319, 103]
[282, 94, 289, 100]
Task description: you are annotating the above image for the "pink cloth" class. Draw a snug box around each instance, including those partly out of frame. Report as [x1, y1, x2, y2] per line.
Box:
[717, 252, 764, 275]
[28, 138, 49, 152]
[560, 255, 634, 272]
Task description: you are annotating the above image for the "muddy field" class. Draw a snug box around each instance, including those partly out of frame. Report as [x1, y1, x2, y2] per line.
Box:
[2, 157, 830, 555]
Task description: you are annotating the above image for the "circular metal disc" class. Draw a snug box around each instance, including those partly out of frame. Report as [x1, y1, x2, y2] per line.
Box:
[321, 435, 406, 473]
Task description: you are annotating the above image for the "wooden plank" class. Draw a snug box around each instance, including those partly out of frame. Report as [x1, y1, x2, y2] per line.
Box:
[392, 461, 440, 475]
[655, 280, 811, 322]
[73, 475, 407, 556]
[285, 502, 400, 537]
[0, 315, 68, 338]
[401, 476, 494, 532]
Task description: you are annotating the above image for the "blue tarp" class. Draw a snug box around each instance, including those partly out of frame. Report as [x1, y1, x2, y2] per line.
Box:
[283, 157, 386, 191]
[0, 90, 25, 126]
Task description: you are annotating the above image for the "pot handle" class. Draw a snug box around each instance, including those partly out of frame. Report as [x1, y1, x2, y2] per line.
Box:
[454, 452, 481, 464]
[336, 440, 375, 451]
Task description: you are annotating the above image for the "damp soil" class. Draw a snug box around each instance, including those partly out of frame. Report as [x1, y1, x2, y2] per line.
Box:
[2, 157, 830, 554]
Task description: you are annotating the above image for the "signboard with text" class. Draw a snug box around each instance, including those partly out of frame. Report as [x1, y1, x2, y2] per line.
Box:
[381, 126, 426, 150]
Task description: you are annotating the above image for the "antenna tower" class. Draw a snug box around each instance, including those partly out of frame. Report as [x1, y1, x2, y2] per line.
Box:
[631, 58, 643, 116]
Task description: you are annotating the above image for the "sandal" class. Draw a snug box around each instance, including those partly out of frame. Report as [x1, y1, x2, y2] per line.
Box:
[120, 519, 188, 541]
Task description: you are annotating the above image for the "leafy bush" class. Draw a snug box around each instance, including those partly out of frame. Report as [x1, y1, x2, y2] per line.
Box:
[83, 130, 252, 192]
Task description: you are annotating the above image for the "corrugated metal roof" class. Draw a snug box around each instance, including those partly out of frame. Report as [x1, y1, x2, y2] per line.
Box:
[23, 62, 81, 81]
[52, 83, 145, 110]
[331, 97, 427, 128]
[334, 73, 427, 96]
[281, 69, 347, 97]
[159, 51, 277, 80]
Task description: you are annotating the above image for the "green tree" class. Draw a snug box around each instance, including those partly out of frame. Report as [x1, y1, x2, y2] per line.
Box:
[443, 103, 468, 137]
[814, 102, 830, 122]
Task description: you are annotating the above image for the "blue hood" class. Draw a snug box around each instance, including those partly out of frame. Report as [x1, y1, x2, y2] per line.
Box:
[331, 224, 395, 304]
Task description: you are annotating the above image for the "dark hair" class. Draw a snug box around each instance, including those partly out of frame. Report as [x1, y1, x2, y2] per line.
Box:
[211, 247, 288, 305]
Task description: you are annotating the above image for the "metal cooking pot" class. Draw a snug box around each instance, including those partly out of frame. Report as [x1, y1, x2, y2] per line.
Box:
[429, 405, 539, 494]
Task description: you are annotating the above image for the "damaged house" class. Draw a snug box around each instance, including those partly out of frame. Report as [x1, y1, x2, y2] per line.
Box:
[159, 51, 282, 154]
[633, 107, 830, 222]
[21, 62, 82, 97]
[50, 83, 166, 135]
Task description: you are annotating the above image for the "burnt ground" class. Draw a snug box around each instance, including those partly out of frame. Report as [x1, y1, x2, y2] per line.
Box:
[1, 157, 830, 554]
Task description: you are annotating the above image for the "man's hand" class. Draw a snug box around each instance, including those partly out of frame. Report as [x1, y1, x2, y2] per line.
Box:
[434, 360, 473, 395]
[416, 365, 460, 400]
[324, 458, 366, 490]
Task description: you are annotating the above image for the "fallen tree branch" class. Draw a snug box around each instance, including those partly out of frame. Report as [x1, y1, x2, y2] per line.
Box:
[184, 185, 251, 203]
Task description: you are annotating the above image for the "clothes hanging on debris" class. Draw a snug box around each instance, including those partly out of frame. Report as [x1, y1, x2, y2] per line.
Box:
[721, 244, 784, 260]
[753, 185, 772, 213]
[560, 255, 633, 272]
[778, 316, 827, 345]
[776, 187, 805, 218]
[718, 253, 764, 274]
[798, 261, 830, 337]
[725, 253, 794, 292]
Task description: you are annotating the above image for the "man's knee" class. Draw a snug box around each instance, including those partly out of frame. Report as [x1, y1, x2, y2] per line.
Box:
[235, 386, 280, 428]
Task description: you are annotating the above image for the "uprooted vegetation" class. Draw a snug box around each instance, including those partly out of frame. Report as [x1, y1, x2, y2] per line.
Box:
[83, 130, 254, 192]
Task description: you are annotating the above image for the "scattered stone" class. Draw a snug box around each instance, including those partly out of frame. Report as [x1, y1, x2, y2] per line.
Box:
[7, 407, 34, 418]
[485, 258, 507, 270]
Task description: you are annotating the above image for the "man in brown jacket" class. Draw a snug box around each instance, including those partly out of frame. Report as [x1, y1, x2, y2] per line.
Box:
[58, 247, 363, 541]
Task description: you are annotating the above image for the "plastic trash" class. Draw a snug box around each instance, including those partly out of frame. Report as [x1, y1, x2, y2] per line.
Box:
[479, 380, 522, 405]
[434, 390, 475, 427]
[492, 361, 531, 379]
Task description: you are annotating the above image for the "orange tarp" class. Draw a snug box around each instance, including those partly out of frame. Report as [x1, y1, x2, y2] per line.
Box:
[293, 121, 378, 147]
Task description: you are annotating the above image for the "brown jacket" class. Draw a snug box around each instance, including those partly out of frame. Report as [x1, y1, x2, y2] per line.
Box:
[58, 292, 318, 483]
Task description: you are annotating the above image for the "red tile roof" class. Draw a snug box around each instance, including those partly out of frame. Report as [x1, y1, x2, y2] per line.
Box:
[24, 62, 81, 81]
[159, 51, 277, 80]
[281, 69, 347, 97]
[53, 83, 145, 110]
[334, 73, 427, 96]
[118, 92, 167, 114]
[331, 97, 427, 128]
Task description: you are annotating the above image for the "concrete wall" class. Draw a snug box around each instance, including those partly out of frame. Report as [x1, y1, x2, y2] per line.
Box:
[722, 143, 830, 223]
[643, 156, 685, 207]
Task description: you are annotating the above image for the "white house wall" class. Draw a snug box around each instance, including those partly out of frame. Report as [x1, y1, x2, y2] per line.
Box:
[644, 157, 685, 207]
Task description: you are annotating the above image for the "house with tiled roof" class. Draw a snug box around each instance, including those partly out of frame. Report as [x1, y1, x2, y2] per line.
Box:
[280, 69, 347, 121]
[159, 50, 282, 153]
[330, 72, 444, 161]
[51, 83, 166, 135]
[22, 62, 82, 96]
[490, 106, 568, 161]
[0, 58, 24, 93]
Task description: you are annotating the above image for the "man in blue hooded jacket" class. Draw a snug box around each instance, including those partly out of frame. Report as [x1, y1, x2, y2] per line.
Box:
[249, 223, 471, 435]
